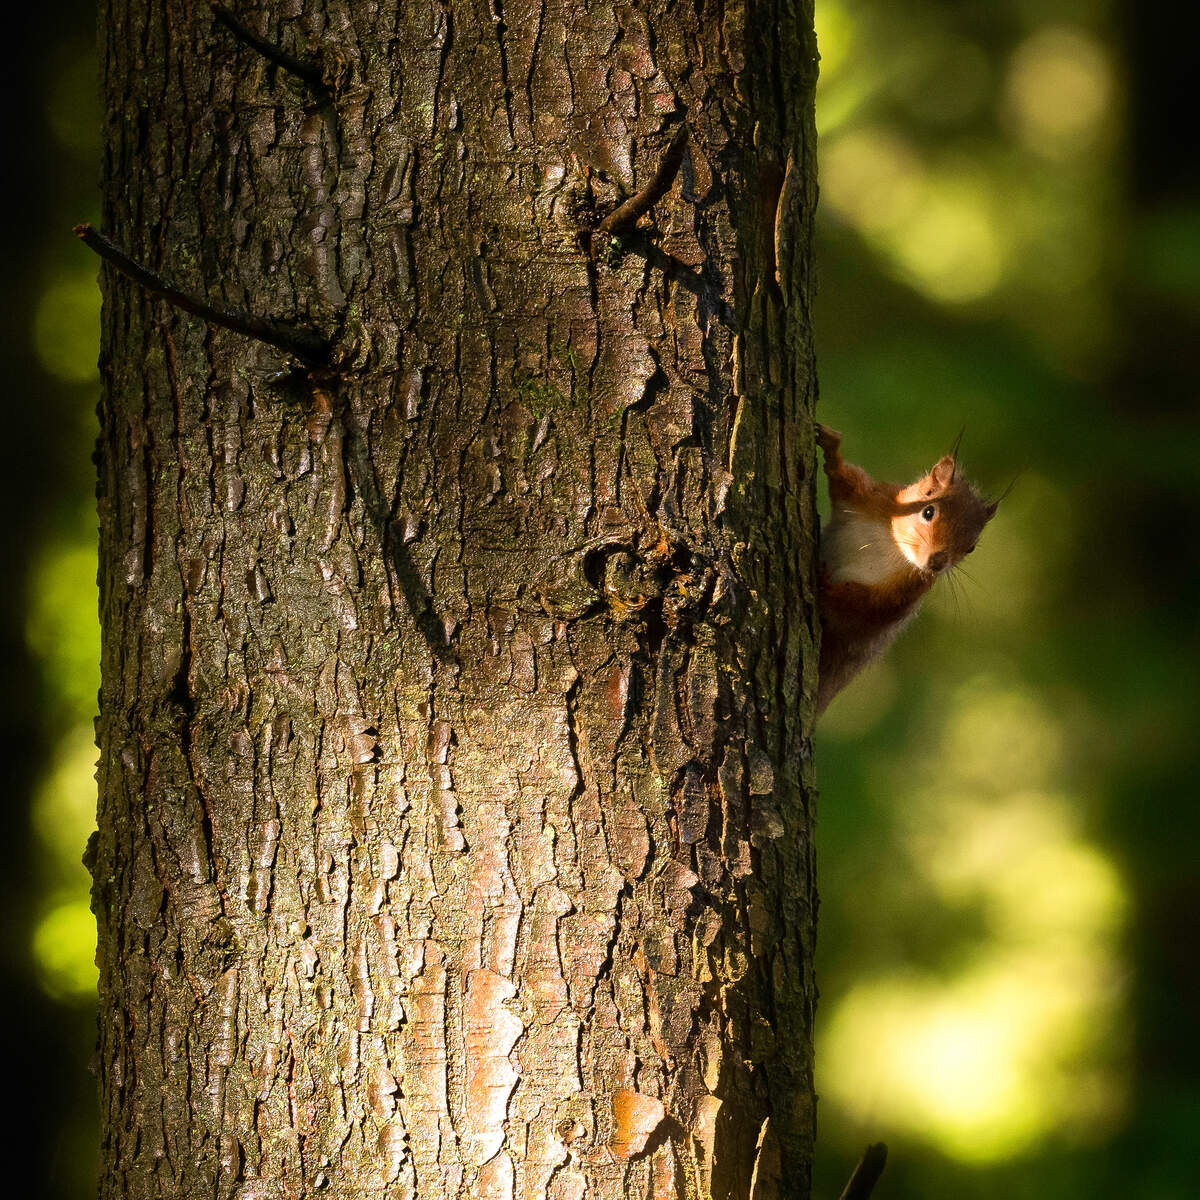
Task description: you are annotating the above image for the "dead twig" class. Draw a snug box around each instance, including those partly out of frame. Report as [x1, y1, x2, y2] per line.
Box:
[838, 1143, 888, 1200]
[597, 124, 689, 237]
[210, 2, 327, 91]
[75, 223, 331, 366]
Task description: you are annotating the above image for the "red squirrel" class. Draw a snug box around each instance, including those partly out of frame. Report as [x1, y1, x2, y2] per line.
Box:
[815, 424, 998, 717]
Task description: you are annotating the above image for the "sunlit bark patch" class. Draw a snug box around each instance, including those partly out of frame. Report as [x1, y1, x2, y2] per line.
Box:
[464, 968, 525, 1167]
[608, 1089, 667, 1161]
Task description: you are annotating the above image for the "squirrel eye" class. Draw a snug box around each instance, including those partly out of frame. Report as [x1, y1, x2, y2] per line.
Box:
[921, 504, 936, 521]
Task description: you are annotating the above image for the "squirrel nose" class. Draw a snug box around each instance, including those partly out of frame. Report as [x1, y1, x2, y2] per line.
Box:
[928, 550, 949, 572]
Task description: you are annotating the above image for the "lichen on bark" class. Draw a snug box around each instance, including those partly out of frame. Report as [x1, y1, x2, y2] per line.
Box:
[91, 0, 821, 1197]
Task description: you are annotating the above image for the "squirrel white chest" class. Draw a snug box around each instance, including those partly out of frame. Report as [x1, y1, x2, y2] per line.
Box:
[821, 510, 912, 586]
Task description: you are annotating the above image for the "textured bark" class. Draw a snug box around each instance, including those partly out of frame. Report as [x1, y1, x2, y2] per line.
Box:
[91, 1, 820, 1198]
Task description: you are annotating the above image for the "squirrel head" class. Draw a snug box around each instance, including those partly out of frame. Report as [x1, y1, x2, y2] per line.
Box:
[891, 454, 998, 576]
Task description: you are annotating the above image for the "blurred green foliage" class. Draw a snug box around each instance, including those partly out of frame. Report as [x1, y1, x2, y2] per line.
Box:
[812, 1, 1200, 1197]
[15, 14, 102, 1200]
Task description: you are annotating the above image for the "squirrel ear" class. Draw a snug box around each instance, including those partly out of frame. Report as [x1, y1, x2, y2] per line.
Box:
[984, 499, 999, 519]
[930, 455, 956, 489]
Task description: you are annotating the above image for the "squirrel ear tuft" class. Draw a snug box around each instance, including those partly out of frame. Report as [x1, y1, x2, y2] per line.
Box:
[930, 455, 956, 489]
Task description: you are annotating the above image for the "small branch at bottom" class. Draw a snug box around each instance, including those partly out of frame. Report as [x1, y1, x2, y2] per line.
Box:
[838, 1143, 888, 1200]
[75, 224, 331, 366]
[210, 2, 327, 91]
[596, 124, 689, 237]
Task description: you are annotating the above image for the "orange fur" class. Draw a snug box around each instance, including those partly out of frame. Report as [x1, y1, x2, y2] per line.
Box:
[815, 425, 997, 717]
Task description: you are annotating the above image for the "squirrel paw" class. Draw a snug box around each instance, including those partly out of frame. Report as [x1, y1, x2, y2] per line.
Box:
[815, 423, 842, 456]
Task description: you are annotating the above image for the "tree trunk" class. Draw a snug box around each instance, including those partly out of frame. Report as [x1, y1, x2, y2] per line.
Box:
[90, 1, 820, 1198]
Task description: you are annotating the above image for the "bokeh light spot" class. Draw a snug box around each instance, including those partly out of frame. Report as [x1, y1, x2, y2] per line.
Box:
[26, 537, 100, 723]
[814, 0, 855, 80]
[822, 132, 1008, 303]
[888, 180, 1006, 303]
[939, 678, 1064, 790]
[1003, 27, 1115, 158]
[34, 270, 101, 384]
[822, 128, 926, 237]
[822, 863, 1126, 1162]
[33, 899, 97, 1001]
[32, 723, 98, 880]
